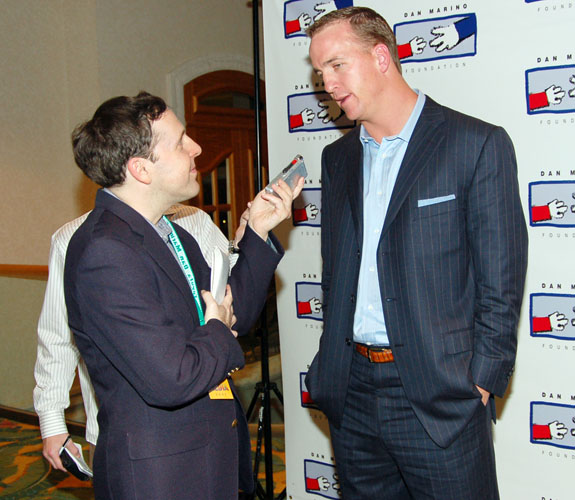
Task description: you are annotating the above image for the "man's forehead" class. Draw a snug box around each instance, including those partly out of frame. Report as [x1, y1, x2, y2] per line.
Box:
[310, 23, 359, 63]
[152, 109, 184, 139]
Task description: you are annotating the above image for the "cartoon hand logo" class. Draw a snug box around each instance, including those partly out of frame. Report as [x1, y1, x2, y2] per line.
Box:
[549, 420, 568, 439]
[317, 476, 330, 491]
[545, 85, 566, 105]
[289, 108, 316, 130]
[429, 24, 460, 52]
[297, 297, 322, 315]
[531, 199, 568, 222]
[533, 420, 568, 440]
[294, 203, 319, 223]
[309, 297, 322, 314]
[298, 13, 312, 29]
[548, 199, 568, 218]
[569, 75, 575, 98]
[318, 99, 344, 123]
[301, 108, 315, 125]
[285, 12, 312, 36]
[428, 16, 476, 53]
[332, 472, 342, 497]
[409, 36, 427, 55]
[305, 203, 319, 220]
[398, 37, 427, 60]
[548, 311, 569, 331]
[532, 311, 569, 333]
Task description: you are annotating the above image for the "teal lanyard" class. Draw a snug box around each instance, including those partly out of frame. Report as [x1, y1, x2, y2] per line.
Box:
[162, 216, 205, 326]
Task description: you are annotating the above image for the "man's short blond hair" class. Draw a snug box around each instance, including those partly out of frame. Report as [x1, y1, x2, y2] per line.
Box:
[307, 6, 402, 74]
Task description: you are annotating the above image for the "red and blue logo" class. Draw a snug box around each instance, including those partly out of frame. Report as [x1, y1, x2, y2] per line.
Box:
[284, 0, 354, 38]
[530, 293, 575, 340]
[529, 181, 575, 227]
[531, 402, 575, 449]
[526, 65, 575, 114]
[394, 14, 477, 63]
[296, 281, 323, 321]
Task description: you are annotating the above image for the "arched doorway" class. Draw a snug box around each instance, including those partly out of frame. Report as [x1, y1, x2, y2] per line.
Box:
[184, 70, 267, 239]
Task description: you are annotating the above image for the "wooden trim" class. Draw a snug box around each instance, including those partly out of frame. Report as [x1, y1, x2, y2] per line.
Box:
[0, 264, 48, 280]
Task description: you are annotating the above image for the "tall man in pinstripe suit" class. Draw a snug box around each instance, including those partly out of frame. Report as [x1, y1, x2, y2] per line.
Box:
[305, 7, 528, 499]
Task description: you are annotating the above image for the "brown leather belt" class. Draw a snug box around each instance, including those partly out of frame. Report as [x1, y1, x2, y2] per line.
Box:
[355, 343, 394, 363]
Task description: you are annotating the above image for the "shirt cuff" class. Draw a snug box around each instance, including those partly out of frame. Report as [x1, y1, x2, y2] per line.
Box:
[266, 236, 279, 254]
[37, 410, 68, 439]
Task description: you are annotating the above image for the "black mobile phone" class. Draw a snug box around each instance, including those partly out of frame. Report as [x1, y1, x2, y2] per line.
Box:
[59, 443, 93, 481]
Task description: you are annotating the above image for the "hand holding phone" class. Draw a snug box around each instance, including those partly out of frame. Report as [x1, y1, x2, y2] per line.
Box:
[59, 435, 93, 481]
[265, 154, 307, 197]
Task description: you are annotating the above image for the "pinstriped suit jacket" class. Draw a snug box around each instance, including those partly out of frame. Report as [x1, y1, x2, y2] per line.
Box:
[306, 97, 528, 448]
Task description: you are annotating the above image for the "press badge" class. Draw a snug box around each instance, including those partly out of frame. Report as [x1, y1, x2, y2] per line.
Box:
[209, 379, 233, 399]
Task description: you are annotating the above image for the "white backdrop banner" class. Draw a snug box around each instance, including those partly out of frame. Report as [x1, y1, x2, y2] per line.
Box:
[262, 1, 575, 498]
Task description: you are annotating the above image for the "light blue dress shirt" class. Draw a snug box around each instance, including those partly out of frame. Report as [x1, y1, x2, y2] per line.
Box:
[353, 91, 426, 346]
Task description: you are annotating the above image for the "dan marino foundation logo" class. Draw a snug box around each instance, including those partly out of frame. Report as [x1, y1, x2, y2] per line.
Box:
[531, 293, 575, 341]
[296, 282, 323, 321]
[531, 402, 575, 449]
[304, 459, 341, 499]
[284, 0, 353, 38]
[288, 91, 355, 133]
[526, 65, 575, 114]
[293, 188, 321, 227]
[394, 13, 477, 63]
[300, 372, 319, 409]
[529, 181, 575, 227]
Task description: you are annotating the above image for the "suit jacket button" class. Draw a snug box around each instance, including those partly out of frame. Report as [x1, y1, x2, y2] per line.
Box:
[350, 294, 355, 303]
[231, 419, 238, 428]
[345, 338, 351, 346]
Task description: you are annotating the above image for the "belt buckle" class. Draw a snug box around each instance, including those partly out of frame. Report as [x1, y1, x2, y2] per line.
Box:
[367, 347, 376, 363]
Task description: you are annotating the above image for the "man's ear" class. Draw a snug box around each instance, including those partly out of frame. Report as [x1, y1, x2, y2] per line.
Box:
[373, 44, 391, 73]
[126, 157, 152, 185]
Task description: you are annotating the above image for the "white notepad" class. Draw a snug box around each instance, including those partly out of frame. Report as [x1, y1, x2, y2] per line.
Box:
[210, 247, 230, 304]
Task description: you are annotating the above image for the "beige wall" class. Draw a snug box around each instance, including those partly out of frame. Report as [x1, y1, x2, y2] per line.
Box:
[0, 277, 47, 408]
[0, 0, 255, 408]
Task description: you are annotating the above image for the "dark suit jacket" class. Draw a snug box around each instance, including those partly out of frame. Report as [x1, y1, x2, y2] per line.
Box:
[306, 97, 528, 448]
[64, 190, 282, 499]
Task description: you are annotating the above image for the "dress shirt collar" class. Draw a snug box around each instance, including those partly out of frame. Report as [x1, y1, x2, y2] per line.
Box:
[359, 89, 426, 146]
[102, 187, 173, 241]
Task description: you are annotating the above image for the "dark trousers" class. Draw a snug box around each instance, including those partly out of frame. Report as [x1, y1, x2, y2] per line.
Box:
[329, 350, 499, 500]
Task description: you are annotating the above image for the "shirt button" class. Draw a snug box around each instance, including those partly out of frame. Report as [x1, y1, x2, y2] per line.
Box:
[369, 266, 375, 272]
[368, 305, 374, 311]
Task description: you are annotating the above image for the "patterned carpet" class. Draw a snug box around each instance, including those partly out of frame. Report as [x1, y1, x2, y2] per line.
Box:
[0, 415, 285, 499]
[0, 418, 93, 499]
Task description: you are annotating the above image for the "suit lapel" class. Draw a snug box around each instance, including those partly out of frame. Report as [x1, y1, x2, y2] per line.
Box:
[344, 129, 364, 244]
[96, 190, 201, 324]
[382, 98, 446, 237]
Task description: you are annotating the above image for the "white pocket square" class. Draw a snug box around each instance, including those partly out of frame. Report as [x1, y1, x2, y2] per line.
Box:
[417, 194, 456, 208]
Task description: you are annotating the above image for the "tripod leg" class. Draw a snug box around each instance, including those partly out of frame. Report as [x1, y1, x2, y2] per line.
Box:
[270, 382, 284, 406]
[246, 382, 263, 421]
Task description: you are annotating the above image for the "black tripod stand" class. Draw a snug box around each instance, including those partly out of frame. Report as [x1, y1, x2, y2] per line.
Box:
[245, 290, 286, 500]
[245, 2, 286, 498]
